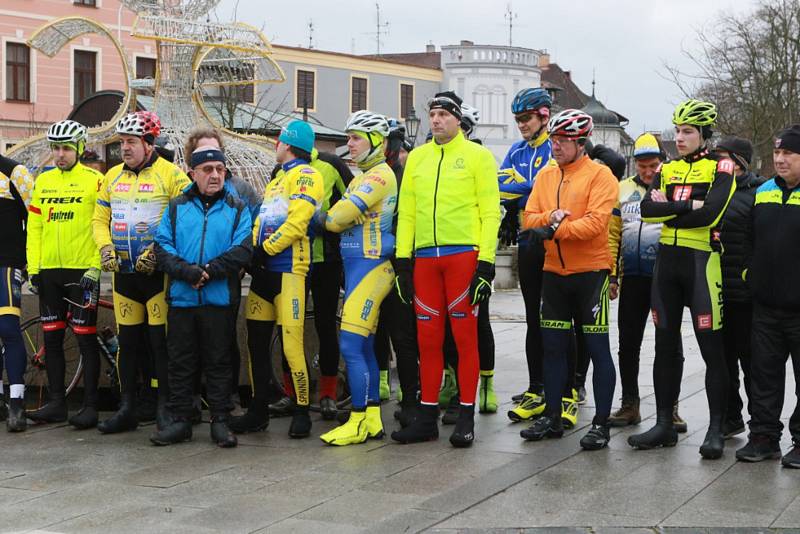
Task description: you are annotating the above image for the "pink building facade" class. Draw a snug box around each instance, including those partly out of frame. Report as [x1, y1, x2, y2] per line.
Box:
[0, 0, 150, 153]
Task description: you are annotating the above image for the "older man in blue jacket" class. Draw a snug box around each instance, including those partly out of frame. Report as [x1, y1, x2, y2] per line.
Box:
[152, 146, 252, 448]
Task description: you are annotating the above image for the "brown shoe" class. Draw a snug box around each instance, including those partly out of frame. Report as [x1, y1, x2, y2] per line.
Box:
[608, 397, 641, 427]
[673, 401, 688, 433]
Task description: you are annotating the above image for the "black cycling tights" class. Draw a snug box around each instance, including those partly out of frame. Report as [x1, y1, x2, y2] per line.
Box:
[246, 319, 275, 407]
[375, 289, 420, 401]
[651, 245, 728, 423]
[43, 329, 100, 407]
[518, 237, 545, 393]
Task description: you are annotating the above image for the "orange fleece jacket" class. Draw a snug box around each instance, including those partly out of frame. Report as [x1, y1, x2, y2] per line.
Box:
[523, 155, 619, 275]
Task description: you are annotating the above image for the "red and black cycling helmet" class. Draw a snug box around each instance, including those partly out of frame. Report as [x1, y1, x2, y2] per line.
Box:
[116, 111, 162, 144]
[548, 109, 593, 142]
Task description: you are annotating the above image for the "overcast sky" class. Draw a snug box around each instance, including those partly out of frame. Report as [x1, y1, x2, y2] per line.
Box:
[214, 0, 760, 135]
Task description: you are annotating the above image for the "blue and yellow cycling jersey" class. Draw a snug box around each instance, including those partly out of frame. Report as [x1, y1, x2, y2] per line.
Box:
[253, 158, 324, 275]
[0, 155, 35, 268]
[93, 154, 191, 273]
[498, 130, 553, 209]
[325, 160, 396, 260]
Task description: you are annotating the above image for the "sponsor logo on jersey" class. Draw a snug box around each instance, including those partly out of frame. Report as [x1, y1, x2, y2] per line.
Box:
[114, 222, 128, 232]
[134, 222, 150, 234]
[453, 157, 465, 170]
[41, 196, 83, 204]
[672, 185, 693, 201]
[138, 183, 155, 193]
[360, 299, 374, 321]
[292, 298, 300, 320]
[114, 183, 131, 192]
[534, 156, 543, 167]
[46, 208, 74, 222]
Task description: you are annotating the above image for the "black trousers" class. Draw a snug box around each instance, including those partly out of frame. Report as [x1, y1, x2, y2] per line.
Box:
[618, 275, 653, 399]
[309, 261, 343, 377]
[375, 288, 420, 401]
[228, 277, 243, 394]
[749, 304, 800, 442]
[518, 235, 545, 392]
[167, 306, 232, 418]
[722, 300, 753, 423]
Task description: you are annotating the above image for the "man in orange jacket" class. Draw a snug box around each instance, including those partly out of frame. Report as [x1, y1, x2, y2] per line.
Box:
[521, 109, 619, 450]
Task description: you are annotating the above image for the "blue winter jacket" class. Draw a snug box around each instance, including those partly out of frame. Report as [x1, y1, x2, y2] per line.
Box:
[155, 183, 252, 307]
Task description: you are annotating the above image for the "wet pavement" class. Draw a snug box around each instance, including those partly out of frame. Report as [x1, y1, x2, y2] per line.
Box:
[1, 289, 798, 533]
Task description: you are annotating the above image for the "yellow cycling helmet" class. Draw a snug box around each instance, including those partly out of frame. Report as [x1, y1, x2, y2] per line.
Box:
[672, 99, 717, 127]
[633, 133, 663, 159]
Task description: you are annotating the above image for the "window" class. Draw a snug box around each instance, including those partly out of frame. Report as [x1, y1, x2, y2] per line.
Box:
[73, 0, 97, 6]
[5, 43, 30, 102]
[135, 56, 156, 79]
[400, 83, 414, 119]
[351, 76, 367, 112]
[235, 63, 255, 103]
[296, 69, 315, 110]
[74, 50, 97, 103]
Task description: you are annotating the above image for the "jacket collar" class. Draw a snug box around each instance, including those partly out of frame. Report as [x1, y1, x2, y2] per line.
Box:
[123, 150, 158, 174]
[528, 129, 550, 149]
[682, 146, 709, 163]
[282, 157, 308, 172]
[433, 130, 465, 150]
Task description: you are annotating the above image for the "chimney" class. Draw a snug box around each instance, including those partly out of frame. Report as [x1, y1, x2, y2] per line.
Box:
[460, 40, 474, 46]
[538, 53, 550, 67]
[565, 70, 571, 80]
[426, 43, 435, 53]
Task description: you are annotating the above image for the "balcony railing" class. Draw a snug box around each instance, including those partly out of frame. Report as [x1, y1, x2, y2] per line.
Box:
[442, 45, 541, 68]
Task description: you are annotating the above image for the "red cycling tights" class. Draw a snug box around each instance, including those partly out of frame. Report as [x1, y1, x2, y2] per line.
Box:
[414, 250, 479, 405]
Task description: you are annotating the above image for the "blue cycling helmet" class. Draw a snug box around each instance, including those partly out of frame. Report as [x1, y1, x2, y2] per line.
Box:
[511, 88, 552, 115]
[279, 120, 315, 153]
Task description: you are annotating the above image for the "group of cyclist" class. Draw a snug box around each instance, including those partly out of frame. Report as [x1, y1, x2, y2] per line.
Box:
[0, 85, 798, 467]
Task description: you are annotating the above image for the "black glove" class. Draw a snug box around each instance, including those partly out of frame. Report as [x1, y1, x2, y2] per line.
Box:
[392, 257, 414, 306]
[29, 274, 40, 295]
[182, 264, 207, 286]
[498, 204, 520, 246]
[469, 260, 495, 305]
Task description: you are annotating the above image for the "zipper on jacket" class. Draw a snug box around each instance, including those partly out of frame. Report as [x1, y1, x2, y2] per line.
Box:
[197, 201, 209, 306]
[673, 161, 692, 246]
[432, 146, 445, 246]
[554, 168, 566, 269]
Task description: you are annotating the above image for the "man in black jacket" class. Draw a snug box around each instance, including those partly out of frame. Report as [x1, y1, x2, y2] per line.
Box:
[736, 125, 800, 468]
[715, 137, 765, 439]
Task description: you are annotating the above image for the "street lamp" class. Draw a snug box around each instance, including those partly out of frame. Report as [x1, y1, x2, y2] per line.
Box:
[405, 107, 420, 146]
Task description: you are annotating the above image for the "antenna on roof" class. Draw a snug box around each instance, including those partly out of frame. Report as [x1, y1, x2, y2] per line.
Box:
[591, 69, 596, 97]
[372, 2, 390, 55]
[505, 4, 518, 47]
[307, 19, 314, 49]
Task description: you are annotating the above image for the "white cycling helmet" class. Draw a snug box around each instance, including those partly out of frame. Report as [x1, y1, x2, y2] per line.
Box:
[47, 120, 88, 148]
[460, 104, 480, 137]
[345, 110, 390, 137]
[548, 109, 593, 140]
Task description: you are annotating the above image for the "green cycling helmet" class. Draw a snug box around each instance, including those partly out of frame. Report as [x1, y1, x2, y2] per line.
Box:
[672, 99, 717, 127]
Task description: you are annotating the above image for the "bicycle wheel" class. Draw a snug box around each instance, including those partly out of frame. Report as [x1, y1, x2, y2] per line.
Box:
[20, 317, 84, 410]
[270, 314, 349, 410]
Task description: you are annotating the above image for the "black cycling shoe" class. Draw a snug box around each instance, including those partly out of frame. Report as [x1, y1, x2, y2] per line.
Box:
[150, 419, 192, 446]
[27, 400, 68, 423]
[736, 435, 782, 462]
[441, 395, 459, 425]
[229, 408, 269, 434]
[629, 425, 678, 450]
[98, 395, 138, 434]
[580, 423, 610, 450]
[395, 400, 418, 429]
[320, 397, 337, 421]
[69, 406, 98, 430]
[269, 396, 296, 417]
[699, 426, 725, 460]
[391, 404, 439, 444]
[782, 442, 800, 468]
[722, 418, 746, 439]
[520, 415, 564, 441]
[288, 406, 311, 438]
[6, 398, 27, 432]
[210, 418, 238, 448]
[449, 405, 475, 448]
